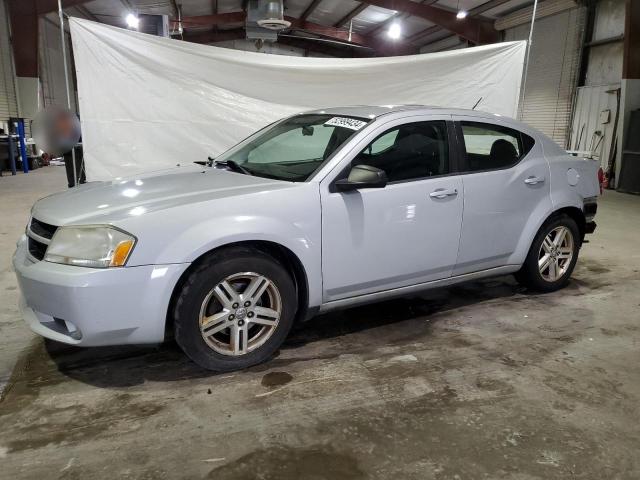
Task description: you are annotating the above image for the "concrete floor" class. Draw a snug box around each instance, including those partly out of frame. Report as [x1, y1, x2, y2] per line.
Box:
[1, 166, 639, 479]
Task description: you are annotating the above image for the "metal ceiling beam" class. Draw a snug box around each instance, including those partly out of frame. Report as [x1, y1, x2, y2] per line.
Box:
[334, 3, 369, 27]
[285, 17, 418, 56]
[180, 25, 415, 58]
[409, 0, 512, 45]
[74, 4, 100, 22]
[358, 0, 499, 44]
[407, 24, 440, 43]
[180, 26, 363, 57]
[177, 13, 369, 45]
[278, 36, 369, 57]
[176, 12, 246, 27]
[286, 16, 371, 47]
[466, 0, 514, 16]
[34, 0, 92, 14]
[8, 0, 39, 77]
[181, 28, 247, 44]
[300, 0, 323, 21]
[175, 12, 417, 55]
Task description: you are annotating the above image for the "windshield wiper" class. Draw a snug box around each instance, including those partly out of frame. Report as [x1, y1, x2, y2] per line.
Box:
[194, 156, 215, 167]
[213, 159, 253, 176]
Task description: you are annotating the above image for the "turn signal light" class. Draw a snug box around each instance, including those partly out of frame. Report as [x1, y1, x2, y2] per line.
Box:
[110, 239, 135, 267]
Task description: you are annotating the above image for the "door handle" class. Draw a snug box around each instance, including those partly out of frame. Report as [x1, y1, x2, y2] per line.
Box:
[429, 188, 458, 199]
[524, 176, 545, 185]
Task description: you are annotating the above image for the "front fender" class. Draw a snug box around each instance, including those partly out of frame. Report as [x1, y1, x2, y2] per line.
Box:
[120, 185, 323, 308]
[161, 217, 322, 308]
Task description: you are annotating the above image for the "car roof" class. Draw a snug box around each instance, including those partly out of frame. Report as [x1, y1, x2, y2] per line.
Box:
[301, 104, 507, 121]
[299, 105, 547, 139]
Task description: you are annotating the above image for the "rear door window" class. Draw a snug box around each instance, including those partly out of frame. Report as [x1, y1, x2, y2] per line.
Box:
[460, 122, 535, 172]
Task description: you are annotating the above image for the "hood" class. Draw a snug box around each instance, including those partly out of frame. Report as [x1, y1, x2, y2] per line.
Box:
[31, 165, 293, 226]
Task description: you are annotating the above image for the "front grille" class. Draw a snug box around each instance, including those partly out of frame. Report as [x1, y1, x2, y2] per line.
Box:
[28, 237, 48, 260]
[30, 218, 57, 240]
[27, 217, 58, 261]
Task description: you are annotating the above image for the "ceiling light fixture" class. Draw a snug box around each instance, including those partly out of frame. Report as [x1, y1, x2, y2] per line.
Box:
[387, 22, 401, 40]
[126, 13, 139, 29]
[455, 0, 467, 19]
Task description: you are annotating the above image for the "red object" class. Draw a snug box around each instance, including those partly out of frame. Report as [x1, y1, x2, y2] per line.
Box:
[598, 167, 605, 193]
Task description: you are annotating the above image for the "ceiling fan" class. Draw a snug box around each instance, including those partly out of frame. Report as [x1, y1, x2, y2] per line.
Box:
[172, 0, 372, 52]
[248, 0, 374, 51]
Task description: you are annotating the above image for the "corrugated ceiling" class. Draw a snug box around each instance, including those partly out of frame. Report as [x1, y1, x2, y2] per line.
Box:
[75, 0, 534, 49]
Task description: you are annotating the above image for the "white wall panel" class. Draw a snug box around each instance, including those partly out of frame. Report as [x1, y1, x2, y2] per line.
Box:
[586, 42, 623, 86]
[571, 84, 620, 169]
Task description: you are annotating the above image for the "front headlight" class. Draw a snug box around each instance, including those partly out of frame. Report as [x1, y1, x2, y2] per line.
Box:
[44, 225, 136, 268]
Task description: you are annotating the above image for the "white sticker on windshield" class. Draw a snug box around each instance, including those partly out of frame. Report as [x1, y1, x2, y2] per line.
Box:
[324, 117, 367, 131]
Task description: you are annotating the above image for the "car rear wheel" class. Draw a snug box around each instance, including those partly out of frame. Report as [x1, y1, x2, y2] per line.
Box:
[173, 247, 297, 371]
[515, 214, 580, 292]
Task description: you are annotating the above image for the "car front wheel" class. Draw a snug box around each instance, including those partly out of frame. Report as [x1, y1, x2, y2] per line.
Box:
[173, 247, 297, 371]
[516, 214, 580, 292]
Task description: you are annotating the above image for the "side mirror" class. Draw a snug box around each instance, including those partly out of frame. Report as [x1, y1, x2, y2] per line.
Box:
[334, 164, 388, 191]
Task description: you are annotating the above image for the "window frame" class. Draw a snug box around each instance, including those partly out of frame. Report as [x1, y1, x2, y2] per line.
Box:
[329, 119, 461, 190]
[454, 120, 536, 175]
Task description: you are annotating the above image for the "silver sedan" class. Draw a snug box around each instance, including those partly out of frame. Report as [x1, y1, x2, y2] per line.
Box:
[14, 105, 601, 371]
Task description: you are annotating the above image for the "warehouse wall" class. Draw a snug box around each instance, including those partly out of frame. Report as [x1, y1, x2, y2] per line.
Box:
[39, 17, 77, 112]
[571, 0, 626, 184]
[585, 0, 624, 86]
[504, 5, 586, 148]
[0, 0, 19, 131]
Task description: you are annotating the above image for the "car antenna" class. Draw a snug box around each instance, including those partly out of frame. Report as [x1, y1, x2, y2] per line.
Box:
[472, 97, 483, 110]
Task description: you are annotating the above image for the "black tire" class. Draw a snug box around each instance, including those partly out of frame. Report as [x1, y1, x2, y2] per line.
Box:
[515, 214, 580, 292]
[173, 246, 297, 372]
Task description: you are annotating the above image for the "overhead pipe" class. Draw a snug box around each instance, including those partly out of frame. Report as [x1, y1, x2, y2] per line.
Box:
[518, 0, 539, 120]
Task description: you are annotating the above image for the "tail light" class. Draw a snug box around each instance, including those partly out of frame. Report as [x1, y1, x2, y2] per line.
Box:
[597, 167, 605, 194]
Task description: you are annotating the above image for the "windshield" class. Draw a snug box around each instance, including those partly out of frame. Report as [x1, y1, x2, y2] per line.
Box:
[214, 114, 371, 182]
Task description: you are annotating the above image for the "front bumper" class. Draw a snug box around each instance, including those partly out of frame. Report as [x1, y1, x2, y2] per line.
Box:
[13, 235, 190, 346]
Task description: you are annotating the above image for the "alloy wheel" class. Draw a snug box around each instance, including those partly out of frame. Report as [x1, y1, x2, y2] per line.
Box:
[538, 226, 574, 282]
[199, 272, 282, 356]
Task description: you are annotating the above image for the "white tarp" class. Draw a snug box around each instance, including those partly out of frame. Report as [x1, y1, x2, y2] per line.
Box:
[69, 18, 526, 181]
